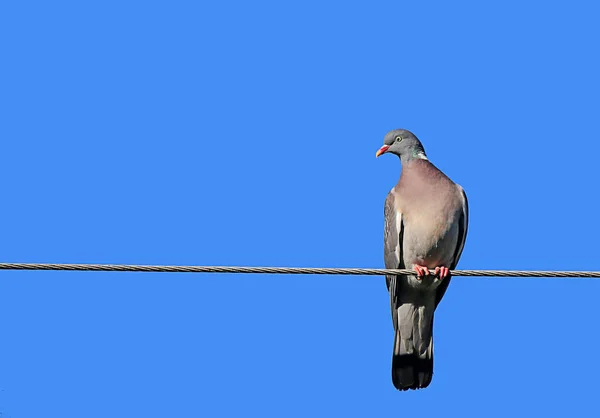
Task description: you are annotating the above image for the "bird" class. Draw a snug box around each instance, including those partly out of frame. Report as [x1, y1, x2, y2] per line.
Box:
[376, 129, 468, 391]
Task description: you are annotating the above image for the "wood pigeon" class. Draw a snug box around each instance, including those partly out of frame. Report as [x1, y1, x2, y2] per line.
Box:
[376, 129, 469, 391]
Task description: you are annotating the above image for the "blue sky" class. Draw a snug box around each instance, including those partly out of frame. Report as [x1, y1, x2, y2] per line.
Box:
[1, 0, 600, 416]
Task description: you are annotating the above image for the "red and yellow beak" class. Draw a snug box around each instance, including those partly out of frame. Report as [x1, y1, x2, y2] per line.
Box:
[375, 145, 390, 158]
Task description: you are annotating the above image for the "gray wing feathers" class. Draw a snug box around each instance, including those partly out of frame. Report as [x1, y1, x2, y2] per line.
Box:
[383, 191, 400, 272]
[384, 191, 402, 329]
[434, 185, 469, 308]
[450, 186, 469, 269]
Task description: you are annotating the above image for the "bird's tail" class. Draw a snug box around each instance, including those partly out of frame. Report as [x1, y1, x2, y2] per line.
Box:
[392, 303, 435, 391]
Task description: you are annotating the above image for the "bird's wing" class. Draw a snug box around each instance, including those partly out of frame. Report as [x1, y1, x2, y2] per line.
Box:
[384, 189, 404, 329]
[450, 185, 469, 269]
[435, 185, 469, 307]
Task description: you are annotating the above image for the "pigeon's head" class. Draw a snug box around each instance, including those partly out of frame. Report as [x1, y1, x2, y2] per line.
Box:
[376, 129, 427, 161]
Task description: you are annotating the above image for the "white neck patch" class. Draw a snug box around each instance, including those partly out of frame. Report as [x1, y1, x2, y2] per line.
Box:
[415, 151, 428, 160]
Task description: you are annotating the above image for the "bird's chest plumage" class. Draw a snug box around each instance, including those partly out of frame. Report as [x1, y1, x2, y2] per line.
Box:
[402, 212, 459, 267]
[395, 161, 461, 268]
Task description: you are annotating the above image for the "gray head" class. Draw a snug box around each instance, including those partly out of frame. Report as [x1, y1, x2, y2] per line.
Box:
[375, 129, 428, 163]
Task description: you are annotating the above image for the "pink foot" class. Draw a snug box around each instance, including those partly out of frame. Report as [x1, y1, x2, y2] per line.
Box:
[413, 265, 430, 280]
[434, 266, 450, 280]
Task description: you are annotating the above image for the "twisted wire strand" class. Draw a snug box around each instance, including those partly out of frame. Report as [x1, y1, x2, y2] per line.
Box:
[0, 263, 598, 278]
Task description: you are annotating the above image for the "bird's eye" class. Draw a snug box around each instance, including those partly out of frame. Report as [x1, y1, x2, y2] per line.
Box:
[395, 135, 403, 142]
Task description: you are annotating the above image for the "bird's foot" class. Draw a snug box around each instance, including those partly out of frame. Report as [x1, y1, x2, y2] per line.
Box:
[434, 266, 450, 280]
[413, 265, 430, 280]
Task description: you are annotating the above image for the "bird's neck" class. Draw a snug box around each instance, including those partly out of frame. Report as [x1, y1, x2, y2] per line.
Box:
[400, 150, 428, 165]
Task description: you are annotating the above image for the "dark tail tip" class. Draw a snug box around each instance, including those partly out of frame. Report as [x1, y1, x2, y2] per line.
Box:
[392, 354, 433, 391]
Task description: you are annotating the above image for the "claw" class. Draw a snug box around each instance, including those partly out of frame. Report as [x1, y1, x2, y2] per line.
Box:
[434, 266, 450, 280]
[413, 265, 430, 280]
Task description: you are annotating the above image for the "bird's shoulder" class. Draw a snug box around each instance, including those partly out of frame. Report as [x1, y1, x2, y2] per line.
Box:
[384, 182, 403, 215]
[401, 159, 461, 194]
